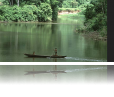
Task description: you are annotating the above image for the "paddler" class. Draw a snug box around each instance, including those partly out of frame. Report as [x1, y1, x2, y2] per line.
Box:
[54, 48, 57, 56]
[33, 51, 35, 55]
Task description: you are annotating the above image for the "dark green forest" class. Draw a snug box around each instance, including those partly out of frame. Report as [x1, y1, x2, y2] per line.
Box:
[0, 0, 107, 36]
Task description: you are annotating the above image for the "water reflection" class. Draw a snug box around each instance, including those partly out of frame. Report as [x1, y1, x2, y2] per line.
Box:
[24, 57, 58, 62]
[25, 65, 66, 80]
[0, 65, 107, 83]
[53, 58, 57, 62]
[0, 20, 107, 62]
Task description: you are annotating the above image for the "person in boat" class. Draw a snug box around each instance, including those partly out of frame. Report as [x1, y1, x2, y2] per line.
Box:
[33, 51, 35, 55]
[54, 48, 57, 56]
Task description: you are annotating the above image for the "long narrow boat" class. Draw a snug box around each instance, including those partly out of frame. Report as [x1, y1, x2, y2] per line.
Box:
[24, 53, 66, 58]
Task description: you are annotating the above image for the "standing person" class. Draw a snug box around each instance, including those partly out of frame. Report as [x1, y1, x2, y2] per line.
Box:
[33, 51, 35, 55]
[54, 48, 57, 56]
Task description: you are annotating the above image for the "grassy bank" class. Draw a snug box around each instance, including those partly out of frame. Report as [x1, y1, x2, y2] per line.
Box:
[58, 8, 80, 13]
[58, 13, 85, 23]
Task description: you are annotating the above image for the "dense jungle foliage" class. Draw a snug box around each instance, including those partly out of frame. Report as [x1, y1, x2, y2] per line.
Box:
[0, 4, 52, 22]
[0, 0, 59, 21]
[58, 0, 107, 36]
[0, 0, 107, 36]
[60, 0, 107, 37]
[83, 0, 107, 36]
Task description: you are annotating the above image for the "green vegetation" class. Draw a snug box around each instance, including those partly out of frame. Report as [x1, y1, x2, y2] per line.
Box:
[59, 0, 107, 37]
[0, 0, 59, 22]
[62, 0, 78, 8]
[0, 0, 107, 37]
[83, 0, 107, 37]
[37, 3, 52, 22]
[58, 8, 78, 12]
[0, 4, 52, 22]
[50, 0, 58, 21]
[61, 0, 90, 8]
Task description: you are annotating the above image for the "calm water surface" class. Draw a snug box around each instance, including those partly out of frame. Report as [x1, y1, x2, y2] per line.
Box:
[0, 16, 107, 62]
[0, 65, 107, 83]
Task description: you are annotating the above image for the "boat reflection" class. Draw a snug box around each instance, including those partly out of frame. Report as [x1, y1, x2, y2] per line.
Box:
[25, 57, 58, 62]
[24, 65, 66, 80]
[53, 58, 57, 62]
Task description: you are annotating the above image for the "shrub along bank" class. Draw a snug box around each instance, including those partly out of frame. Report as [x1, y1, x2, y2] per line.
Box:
[0, 3, 52, 22]
[76, 0, 107, 39]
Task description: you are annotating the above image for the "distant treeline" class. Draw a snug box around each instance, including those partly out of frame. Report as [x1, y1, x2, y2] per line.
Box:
[0, 4, 52, 22]
[0, 0, 93, 22]
[0, 0, 107, 36]
[0, 0, 61, 21]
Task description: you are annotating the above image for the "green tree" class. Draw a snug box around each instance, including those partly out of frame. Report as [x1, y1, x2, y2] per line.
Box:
[57, 0, 64, 8]
[37, 3, 52, 21]
[3, 0, 19, 5]
[50, 0, 58, 21]
[1, 0, 65, 22]
[84, 0, 107, 36]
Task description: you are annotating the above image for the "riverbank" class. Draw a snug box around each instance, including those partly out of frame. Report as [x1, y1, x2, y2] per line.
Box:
[82, 31, 107, 41]
[58, 10, 80, 15]
[58, 12, 107, 41]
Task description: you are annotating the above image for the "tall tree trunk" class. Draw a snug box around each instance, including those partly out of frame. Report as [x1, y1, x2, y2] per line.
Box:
[17, 0, 19, 6]
[104, 0, 106, 14]
[11, 0, 13, 5]
[101, 2, 104, 16]
[9, 0, 11, 5]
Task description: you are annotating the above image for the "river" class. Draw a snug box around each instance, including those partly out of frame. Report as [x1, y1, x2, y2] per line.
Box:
[0, 65, 107, 83]
[0, 15, 107, 62]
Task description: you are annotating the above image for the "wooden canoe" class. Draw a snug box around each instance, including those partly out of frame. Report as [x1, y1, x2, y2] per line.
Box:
[24, 54, 66, 58]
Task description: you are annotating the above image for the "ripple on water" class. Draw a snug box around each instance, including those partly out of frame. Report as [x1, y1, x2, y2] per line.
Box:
[65, 66, 107, 73]
[65, 57, 107, 62]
